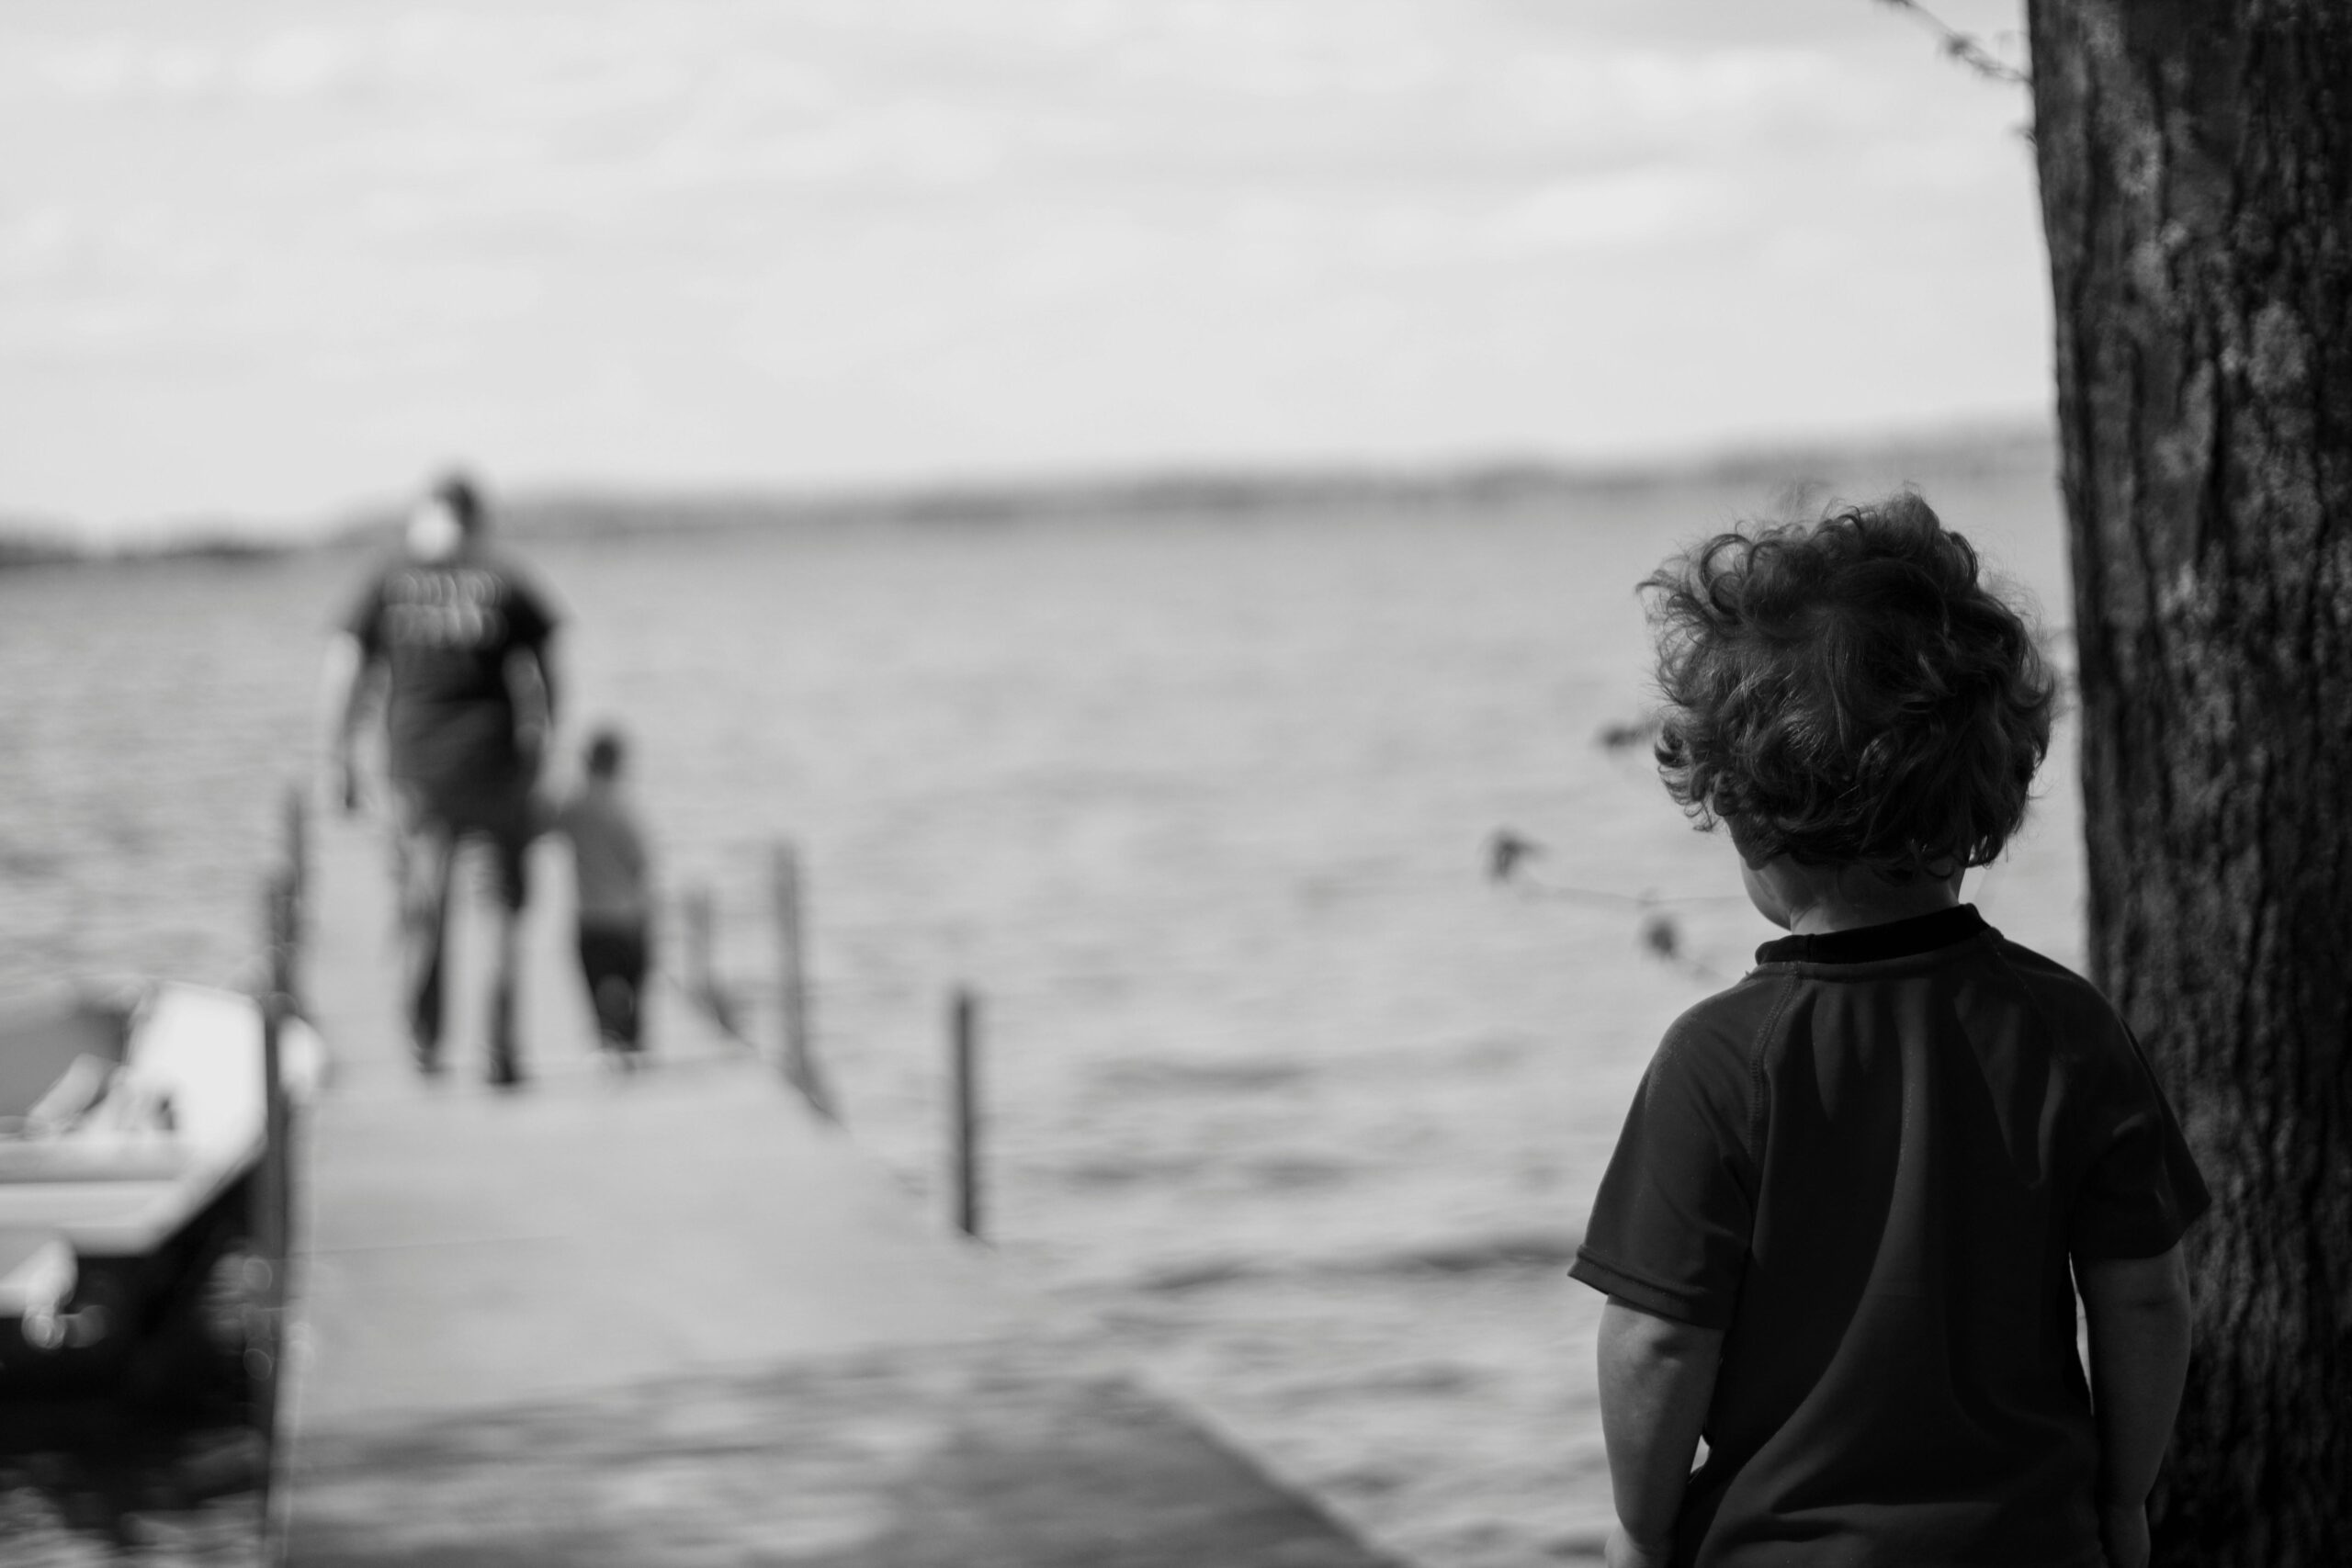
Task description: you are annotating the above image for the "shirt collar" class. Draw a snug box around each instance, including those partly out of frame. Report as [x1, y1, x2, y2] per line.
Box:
[1754, 903, 1991, 967]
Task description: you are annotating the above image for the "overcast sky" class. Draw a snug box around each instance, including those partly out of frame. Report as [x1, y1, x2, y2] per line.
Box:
[1, 0, 2041, 534]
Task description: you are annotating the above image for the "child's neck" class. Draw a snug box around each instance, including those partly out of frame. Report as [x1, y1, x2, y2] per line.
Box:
[1783, 878, 1961, 936]
[1746, 854, 1964, 935]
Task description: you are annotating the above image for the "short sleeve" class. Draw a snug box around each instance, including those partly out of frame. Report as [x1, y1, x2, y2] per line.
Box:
[2068, 1029, 2211, 1261]
[1569, 1017, 1758, 1328]
[502, 570, 558, 650]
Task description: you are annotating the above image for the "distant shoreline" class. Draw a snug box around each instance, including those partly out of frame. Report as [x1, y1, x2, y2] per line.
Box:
[0, 423, 2056, 570]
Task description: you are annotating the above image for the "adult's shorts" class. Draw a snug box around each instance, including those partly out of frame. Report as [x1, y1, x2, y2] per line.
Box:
[393, 775, 538, 910]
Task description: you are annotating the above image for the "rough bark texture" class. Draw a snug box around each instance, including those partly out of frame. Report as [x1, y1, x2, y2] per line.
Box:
[2027, 2, 2352, 1562]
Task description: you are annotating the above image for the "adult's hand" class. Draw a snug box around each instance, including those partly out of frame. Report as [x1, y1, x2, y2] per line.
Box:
[332, 751, 364, 817]
[2099, 1501, 2150, 1568]
[1604, 1525, 1673, 1568]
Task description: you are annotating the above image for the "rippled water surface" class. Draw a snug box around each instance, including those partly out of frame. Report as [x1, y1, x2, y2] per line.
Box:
[0, 455, 2081, 1565]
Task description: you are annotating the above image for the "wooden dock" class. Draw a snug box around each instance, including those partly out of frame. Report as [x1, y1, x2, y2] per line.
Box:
[277, 809, 1398, 1566]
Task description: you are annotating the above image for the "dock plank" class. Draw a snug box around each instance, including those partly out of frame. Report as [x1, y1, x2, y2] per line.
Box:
[281, 812, 1397, 1566]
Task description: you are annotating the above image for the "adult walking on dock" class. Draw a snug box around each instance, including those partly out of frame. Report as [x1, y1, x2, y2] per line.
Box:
[323, 469, 561, 1087]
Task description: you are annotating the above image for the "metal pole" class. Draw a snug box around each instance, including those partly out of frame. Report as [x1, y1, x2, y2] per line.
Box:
[773, 842, 835, 1119]
[950, 987, 980, 1239]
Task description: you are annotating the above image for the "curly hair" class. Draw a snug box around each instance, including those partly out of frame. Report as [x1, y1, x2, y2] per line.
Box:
[1640, 491, 2055, 880]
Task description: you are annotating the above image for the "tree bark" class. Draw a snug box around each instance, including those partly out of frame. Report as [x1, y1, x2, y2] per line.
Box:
[2027, 2, 2352, 1561]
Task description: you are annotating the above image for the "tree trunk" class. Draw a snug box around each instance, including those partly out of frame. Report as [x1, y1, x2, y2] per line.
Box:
[2026, 2, 2352, 1561]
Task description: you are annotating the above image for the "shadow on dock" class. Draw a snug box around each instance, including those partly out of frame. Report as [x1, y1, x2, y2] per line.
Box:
[291, 1338, 1391, 1568]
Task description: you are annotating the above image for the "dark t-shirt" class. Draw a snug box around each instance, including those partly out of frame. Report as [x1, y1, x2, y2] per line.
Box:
[343, 552, 559, 801]
[1569, 905, 2209, 1568]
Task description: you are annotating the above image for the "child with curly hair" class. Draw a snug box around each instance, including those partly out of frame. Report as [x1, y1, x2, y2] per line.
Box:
[1570, 493, 2209, 1568]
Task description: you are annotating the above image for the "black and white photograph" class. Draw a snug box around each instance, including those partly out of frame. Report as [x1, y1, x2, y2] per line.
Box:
[1, 3, 2343, 1565]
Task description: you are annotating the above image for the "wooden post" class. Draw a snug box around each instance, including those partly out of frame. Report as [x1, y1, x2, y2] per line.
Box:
[772, 842, 835, 1120]
[950, 987, 980, 1239]
[264, 872, 299, 1274]
[256, 870, 298, 1248]
[254, 873, 298, 1516]
[281, 784, 310, 932]
[682, 886, 720, 1024]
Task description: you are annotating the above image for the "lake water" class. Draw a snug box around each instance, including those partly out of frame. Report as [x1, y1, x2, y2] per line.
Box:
[0, 446, 2083, 1566]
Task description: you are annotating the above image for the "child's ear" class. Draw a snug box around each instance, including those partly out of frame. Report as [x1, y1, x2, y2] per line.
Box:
[1727, 815, 1770, 868]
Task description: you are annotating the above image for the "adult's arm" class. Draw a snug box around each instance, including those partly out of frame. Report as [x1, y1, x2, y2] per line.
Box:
[321, 632, 378, 812]
[1598, 1297, 1723, 1568]
[504, 640, 557, 782]
[2076, 1245, 2192, 1568]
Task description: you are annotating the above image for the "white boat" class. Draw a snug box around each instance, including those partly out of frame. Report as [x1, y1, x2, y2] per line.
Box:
[0, 984, 321, 1395]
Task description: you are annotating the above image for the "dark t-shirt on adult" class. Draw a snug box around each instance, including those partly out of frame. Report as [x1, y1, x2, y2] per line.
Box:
[1570, 905, 2209, 1568]
[343, 552, 559, 807]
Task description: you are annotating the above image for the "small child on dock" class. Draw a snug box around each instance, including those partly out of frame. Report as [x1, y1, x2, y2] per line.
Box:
[1571, 493, 2208, 1568]
[552, 728, 655, 1065]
